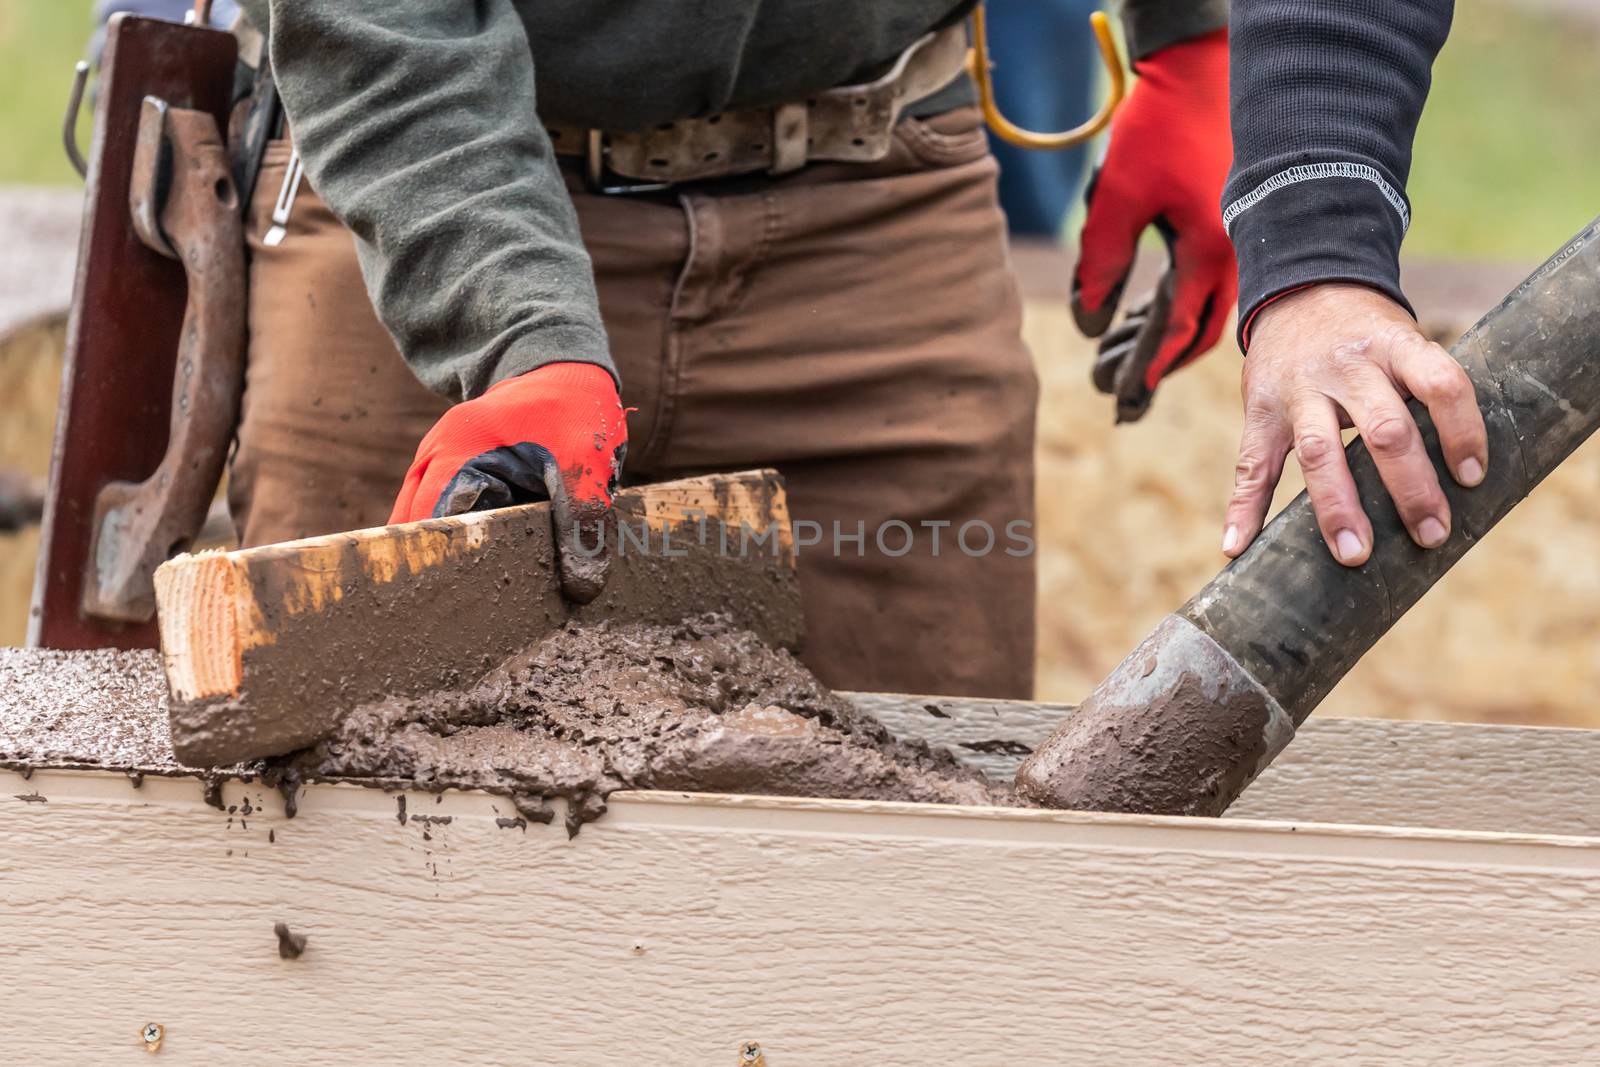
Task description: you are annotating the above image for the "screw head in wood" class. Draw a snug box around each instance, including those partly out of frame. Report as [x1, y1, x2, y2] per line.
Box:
[739, 1041, 765, 1065]
[140, 1022, 164, 1052]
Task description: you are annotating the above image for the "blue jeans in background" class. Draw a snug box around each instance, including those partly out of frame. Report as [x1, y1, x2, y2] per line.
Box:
[981, 0, 1100, 238]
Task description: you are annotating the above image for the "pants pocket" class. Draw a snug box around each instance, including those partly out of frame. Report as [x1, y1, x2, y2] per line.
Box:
[896, 106, 992, 168]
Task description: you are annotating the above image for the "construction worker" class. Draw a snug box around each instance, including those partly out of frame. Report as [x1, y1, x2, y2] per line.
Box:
[228, 1, 1233, 699]
[1217, 0, 1488, 570]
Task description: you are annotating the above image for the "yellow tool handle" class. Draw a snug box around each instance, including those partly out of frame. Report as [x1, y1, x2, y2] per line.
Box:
[968, 6, 1127, 151]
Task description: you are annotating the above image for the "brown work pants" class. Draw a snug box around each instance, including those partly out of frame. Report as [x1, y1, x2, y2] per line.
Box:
[233, 108, 1038, 697]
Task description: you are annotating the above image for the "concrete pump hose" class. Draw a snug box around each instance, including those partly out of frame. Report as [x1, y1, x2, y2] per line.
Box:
[1017, 213, 1600, 817]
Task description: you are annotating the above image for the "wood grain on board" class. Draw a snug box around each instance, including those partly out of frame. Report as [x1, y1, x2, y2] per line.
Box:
[4, 769, 1598, 1066]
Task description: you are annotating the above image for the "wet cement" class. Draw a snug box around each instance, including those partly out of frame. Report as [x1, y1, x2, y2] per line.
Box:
[282, 613, 1002, 834]
[1014, 614, 1293, 817]
[0, 647, 180, 771]
[2, 622, 1002, 829]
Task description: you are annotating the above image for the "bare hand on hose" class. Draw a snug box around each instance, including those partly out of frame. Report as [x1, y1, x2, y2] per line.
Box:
[1221, 284, 1488, 567]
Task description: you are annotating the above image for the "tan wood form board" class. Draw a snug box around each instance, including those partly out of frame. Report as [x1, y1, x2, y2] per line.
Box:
[854, 693, 1600, 838]
[153, 469, 799, 764]
[4, 767, 1599, 1065]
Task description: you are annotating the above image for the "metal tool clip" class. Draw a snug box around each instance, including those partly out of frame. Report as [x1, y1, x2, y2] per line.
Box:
[585, 129, 674, 196]
[263, 148, 304, 247]
[63, 60, 91, 179]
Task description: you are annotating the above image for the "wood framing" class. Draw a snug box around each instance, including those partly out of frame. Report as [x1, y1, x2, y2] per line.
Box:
[855, 692, 1600, 838]
[5, 646, 1597, 838]
[153, 469, 799, 766]
[4, 766, 1599, 1065]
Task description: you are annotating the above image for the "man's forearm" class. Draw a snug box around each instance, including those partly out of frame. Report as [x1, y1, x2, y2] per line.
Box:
[1118, 0, 1228, 62]
[1222, 0, 1455, 345]
[249, 0, 612, 402]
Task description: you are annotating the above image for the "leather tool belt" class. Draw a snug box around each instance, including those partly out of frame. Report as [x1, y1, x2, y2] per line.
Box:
[547, 21, 969, 192]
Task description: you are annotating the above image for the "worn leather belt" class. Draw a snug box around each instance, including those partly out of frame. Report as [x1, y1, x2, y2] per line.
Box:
[546, 21, 969, 190]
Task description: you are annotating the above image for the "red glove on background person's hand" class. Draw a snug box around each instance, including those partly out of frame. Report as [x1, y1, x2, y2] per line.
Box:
[390, 362, 627, 603]
[1073, 28, 1235, 423]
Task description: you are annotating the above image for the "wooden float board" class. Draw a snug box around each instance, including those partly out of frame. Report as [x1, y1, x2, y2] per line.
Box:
[154, 469, 800, 765]
[4, 767, 1600, 1065]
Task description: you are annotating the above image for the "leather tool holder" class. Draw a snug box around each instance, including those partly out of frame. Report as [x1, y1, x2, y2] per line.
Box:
[31, 15, 243, 649]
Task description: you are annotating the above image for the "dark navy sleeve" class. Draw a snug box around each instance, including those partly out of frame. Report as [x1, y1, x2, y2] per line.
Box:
[1223, 0, 1455, 347]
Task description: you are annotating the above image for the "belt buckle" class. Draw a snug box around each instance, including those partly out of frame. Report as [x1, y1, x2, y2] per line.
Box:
[585, 130, 673, 196]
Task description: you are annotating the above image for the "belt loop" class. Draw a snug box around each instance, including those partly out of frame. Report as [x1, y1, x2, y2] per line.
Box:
[769, 102, 808, 175]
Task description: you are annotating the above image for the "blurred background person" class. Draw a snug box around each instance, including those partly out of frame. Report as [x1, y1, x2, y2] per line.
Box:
[89, 0, 239, 69]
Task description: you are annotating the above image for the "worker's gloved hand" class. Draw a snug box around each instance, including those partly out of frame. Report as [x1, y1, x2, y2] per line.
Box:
[1073, 28, 1235, 423]
[389, 362, 627, 603]
[1223, 284, 1488, 567]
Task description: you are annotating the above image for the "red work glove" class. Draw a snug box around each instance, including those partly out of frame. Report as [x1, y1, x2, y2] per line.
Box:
[1073, 28, 1236, 423]
[390, 362, 627, 603]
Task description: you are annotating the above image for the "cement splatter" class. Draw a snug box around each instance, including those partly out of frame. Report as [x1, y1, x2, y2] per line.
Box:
[273, 921, 308, 959]
[1015, 614, 1293, 816]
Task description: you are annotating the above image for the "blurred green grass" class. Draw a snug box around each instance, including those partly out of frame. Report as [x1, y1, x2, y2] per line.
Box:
[1408, 2, 1600, 259]
[0, 2, 93, 186]
[2, 0, 1598, 259]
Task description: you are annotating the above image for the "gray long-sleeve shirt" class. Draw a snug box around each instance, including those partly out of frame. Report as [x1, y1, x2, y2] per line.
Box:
[242, 0, 1225, 401]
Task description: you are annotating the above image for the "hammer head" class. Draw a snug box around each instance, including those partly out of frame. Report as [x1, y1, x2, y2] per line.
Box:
[1014, 614, 1295, 816]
